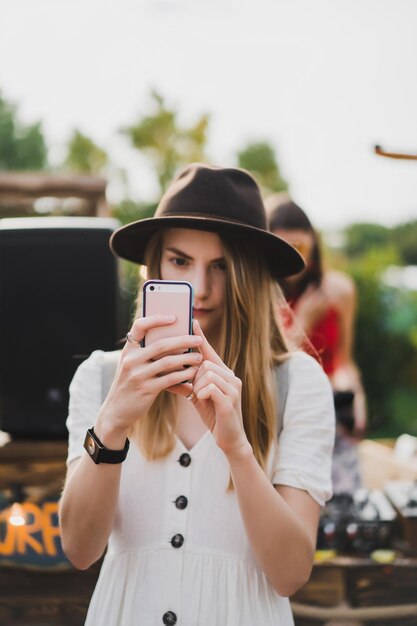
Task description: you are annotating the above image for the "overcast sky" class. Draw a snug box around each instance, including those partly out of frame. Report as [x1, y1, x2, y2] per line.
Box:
[1, 0, 417, 230]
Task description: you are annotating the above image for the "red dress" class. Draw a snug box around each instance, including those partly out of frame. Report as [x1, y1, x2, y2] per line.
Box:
[283, 301, 341, 376]
[307, 306, 340, 376]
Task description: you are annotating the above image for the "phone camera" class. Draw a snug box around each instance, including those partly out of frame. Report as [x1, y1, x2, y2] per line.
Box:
[150, 285, 155, 291]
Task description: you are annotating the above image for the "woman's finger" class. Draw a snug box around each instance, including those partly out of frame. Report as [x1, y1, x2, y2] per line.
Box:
[193, 360, 235, 386]
[192, 320, 224, 366]
[167, 364, 233, 403]
[146, 366, 199, 395]
[194, 369, 238, 402]
[196, 381, 228, 406]
[144, 333, 202, 361]
[125, 314, 176, 349]
[166, 381, 194, 400]
[145, 351, 203, 378]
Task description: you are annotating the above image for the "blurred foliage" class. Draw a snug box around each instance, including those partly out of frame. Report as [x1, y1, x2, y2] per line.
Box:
[391, 220, 417, 265]
[237, 141, 288, 196]
[111, 199, 156, 313]
[345, 220, 417, 265]
[344, 223, 390, 256]
[122, 90, 209, 194]
[338, 234, 417, 438]
[112, 199, 157, 225]
[0, 92, 48, 170]
[63, 129, 108, 174]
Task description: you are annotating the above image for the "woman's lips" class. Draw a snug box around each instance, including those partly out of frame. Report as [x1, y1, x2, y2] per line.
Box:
[193, 308, 212, 315]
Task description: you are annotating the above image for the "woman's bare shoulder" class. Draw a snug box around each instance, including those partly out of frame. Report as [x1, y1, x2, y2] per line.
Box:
[322, 270, 356, 304]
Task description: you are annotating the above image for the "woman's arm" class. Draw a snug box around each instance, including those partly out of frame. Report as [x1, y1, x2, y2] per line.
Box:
[59, 316, 203, 569]
[227, 445, 320, 596]
[332, 271, 356, 364]
[60, 449, 125, 569]
[326, 271, 367, 434]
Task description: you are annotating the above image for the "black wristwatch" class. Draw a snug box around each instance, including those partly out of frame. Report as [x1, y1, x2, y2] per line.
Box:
[84, 427, 130, 464]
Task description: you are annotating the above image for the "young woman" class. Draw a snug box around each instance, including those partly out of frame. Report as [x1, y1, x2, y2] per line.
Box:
[59, 164, 335, 626]
[266, 196, 366, 493]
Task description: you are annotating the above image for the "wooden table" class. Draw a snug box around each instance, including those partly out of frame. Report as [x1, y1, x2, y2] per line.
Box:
[0, 562, 101, 626]
[291, 553, 417, 625]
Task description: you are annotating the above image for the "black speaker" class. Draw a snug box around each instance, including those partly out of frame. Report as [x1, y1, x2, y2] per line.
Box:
[0, 217, 128, 439]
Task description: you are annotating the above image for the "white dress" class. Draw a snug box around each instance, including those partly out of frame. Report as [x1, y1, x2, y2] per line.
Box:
[66, 350, 335, 626]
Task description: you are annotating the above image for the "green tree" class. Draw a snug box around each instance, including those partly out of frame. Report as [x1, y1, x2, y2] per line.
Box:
[122, 90, 209, 195]
[112, 199, 157, 225]
[0, 92, 48, 170]
[392, 220, 417, 265]
[344, 220, 417, 265]
[64, 129, 108, 174]
[237, 141, 288, 196]
[342, 243, 417, 437]
[343, 223, 391, 258]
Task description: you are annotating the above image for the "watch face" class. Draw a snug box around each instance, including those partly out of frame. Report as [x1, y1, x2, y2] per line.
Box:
[84, 428, 129, 464]
[86, 435, 96, 456]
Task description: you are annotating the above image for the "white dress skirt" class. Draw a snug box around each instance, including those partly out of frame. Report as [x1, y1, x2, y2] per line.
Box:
[66, 350, 335, 626]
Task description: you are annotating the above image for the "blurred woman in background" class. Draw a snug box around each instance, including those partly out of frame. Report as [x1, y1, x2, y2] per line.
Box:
[266, 196, 366, 494]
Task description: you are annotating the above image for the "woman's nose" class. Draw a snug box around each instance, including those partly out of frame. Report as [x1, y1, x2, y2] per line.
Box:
[192, 267, 210, 299]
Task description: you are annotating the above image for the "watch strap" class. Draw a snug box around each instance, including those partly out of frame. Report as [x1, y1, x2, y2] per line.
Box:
[84, 427, 130, 464]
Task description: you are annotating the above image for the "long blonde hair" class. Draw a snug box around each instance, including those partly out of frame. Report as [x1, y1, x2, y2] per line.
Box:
[133, 228, 290, 472]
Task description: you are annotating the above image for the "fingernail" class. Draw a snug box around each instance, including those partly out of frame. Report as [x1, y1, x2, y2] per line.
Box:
[165, 314, 175, 321]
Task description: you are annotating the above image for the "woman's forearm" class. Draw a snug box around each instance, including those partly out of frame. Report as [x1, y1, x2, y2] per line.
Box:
[226, 443, 318, 597]
[59, 453, 122, 570]
[60, 408, 132, 569]
[331, 362, 367, 432]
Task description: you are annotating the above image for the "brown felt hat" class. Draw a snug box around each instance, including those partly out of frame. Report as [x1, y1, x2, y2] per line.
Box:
[110, 163, 305, 279]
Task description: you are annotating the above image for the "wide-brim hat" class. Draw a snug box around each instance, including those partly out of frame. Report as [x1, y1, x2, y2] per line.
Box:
[110, 163, 305, 279]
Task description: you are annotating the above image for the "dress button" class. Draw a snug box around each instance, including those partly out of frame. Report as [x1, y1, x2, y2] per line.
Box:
[179, 452, 191, 467]
[162, 611, 177, 625]
[175, 495, 188, 510]
[170, 533, 184, 548]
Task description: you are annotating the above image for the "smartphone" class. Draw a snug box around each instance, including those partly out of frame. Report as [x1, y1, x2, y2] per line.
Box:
[142, 280, 194, 351]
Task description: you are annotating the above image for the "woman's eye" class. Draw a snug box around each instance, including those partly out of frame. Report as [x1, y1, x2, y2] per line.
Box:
[170, 257, 188, 267]
[214, 262, 227, 271]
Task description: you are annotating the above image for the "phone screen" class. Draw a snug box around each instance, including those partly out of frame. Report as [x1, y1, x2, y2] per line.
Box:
[142, 280, 193, 348]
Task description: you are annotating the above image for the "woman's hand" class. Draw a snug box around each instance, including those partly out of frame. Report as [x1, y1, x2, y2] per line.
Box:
[169, 320, 250, 458]
[95, 315, 203, 445]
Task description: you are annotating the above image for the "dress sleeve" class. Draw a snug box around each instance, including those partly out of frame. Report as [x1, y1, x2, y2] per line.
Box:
[66, 350, 106, 466]
[272, 351, 335, 506]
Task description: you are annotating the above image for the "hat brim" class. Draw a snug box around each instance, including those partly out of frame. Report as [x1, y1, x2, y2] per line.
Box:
[110, 215, 305, 279]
